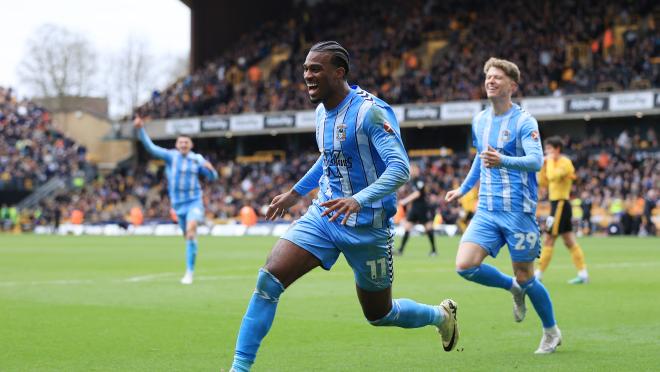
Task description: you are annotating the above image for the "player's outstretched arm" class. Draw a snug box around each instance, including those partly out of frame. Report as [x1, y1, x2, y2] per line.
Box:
[446, 154, 481, 203]
[134, 116, 172, 161]
[292, 155, 323, 197]
[266, 189, 302, 220]
[445, 189, 462, 203]
[199, 159, 219, 181]
[264, 155, 323, 220]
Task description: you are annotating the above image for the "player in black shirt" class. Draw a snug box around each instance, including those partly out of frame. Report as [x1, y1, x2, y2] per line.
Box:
[395, 175, 437, 256]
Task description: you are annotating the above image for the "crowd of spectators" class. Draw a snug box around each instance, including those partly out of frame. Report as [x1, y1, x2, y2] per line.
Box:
[8, 128, 656, 237]
[0, 87, 88, 191]
[135, 0, 658, 119]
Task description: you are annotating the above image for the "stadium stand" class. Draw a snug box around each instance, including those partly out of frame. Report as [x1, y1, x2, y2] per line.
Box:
[13, 127, 657, 236]
[135, 0, 658, 119]
[3, 0, 658, 236]
[0, 87, 88, 192]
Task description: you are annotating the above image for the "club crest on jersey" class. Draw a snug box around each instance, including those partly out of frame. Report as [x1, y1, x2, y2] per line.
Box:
[336, 123, 347, 141]
[383, 121, 394, 134]
[500, 130, 510, 142]
[531, 131, 540, 141]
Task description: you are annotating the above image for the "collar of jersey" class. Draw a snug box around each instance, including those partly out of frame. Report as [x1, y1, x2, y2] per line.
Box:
[489, 103, 518, 117]
[324, 86, 357, 114]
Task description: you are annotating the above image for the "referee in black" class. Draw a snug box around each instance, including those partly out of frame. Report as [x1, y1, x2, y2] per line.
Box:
[395, 168, 437, 256]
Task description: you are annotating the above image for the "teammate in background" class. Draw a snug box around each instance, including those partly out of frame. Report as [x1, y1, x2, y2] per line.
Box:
[536, 136, 589, 284]
[134, 117, 218, 284]
[395, 166, 437, 256]
[445, 57, 561, 354]
[230, 41, 458, 372]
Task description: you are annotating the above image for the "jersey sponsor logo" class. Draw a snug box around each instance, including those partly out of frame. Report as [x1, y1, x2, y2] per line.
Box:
[323, 150, 353, 168]
[531, 131, 540, 141]
[336, 123, 347, 141]
[383, 121, 394, 134]
[323, 150, 353, 178]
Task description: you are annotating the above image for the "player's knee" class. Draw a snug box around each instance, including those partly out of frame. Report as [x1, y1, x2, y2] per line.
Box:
[543, 235, 554, 246]
[513, 269, 533, 283]
[456, 265, 480, 280]
[255, 268, 285, 303]
[367, 301, 397, 326]
[455, 255, 478, 272]
[186, 225, 197, 239]
[563, 236, 576, 248]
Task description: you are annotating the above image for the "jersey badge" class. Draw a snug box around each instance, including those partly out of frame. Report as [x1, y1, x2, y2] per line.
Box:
[336, 123, 347, 141]
[383, 121, 394, 134]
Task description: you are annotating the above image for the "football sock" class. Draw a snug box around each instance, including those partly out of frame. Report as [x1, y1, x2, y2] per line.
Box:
[426, 231, 436, 253]
[232, 269, 284, 371]
[568, 243, 587, 272]
[457, 264, 513, 290]
[185, 239, 197, 272]
[520, 276, 556, 328]
[538, 245, 554, 272]
[398, 231, 410, 253]
[369, 298, 442, 328]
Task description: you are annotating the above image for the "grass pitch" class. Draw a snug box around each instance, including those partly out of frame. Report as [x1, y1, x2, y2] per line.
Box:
[0, 234, 658, 371]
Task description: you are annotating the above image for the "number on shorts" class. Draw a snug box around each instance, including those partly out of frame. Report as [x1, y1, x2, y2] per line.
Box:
[366, 258, 387, 279]
[513, 232, 538, 250]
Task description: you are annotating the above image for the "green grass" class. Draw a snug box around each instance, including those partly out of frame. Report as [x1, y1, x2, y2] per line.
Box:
[0, 234, 658, 371]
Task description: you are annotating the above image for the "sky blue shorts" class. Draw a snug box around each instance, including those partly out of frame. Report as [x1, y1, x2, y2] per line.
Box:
[281, 204, 394, 291]
[461, 209, 541, 263]
[173, 199, 205, 232]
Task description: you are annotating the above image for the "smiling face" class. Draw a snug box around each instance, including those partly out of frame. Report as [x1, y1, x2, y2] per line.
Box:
[303, 51, 345, 104]
[175, 136, 193, 155]
[484, 66, 517, 100]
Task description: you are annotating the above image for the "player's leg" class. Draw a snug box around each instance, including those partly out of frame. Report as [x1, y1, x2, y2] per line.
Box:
[424, 221, 437, 256]
[232, 239, 321, 372]
[506, 213, 561, 353]
[561, 231, 589, 284]
[395, 220, 413, 255]
[232, 206, 338, 372]
[537, 201, 562, 281]
[180, 202, 204, 284]
[180, 219, 198, 284]
[535, 233, 556, 281]
[344, 228, 458, 351]
[455, 212, 515, 291]
[512, 261, 561, 353]
[175, 210, 192, 284]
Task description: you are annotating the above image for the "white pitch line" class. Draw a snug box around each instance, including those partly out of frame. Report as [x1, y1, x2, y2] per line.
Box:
[0, 261, 658, 287]
[123, 272, 178, 283]
[0, 279, 95, 287]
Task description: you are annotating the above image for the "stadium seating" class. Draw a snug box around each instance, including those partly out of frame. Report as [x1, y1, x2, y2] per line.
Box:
[135, 0, 658, 119]
[18, 127, 658, 236]
[0, 87, 88, 192]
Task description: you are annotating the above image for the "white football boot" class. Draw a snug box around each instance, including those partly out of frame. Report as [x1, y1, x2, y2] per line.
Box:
[535, 327, 562, 354]
[437, 299, 459, 352]
[180, 270, 194, 285]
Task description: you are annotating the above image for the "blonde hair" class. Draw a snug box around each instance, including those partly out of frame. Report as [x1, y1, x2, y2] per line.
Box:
[483, 57, 520, 83]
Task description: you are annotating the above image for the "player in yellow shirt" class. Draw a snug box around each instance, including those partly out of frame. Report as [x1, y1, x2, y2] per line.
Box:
[536, 136, 589, 284]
